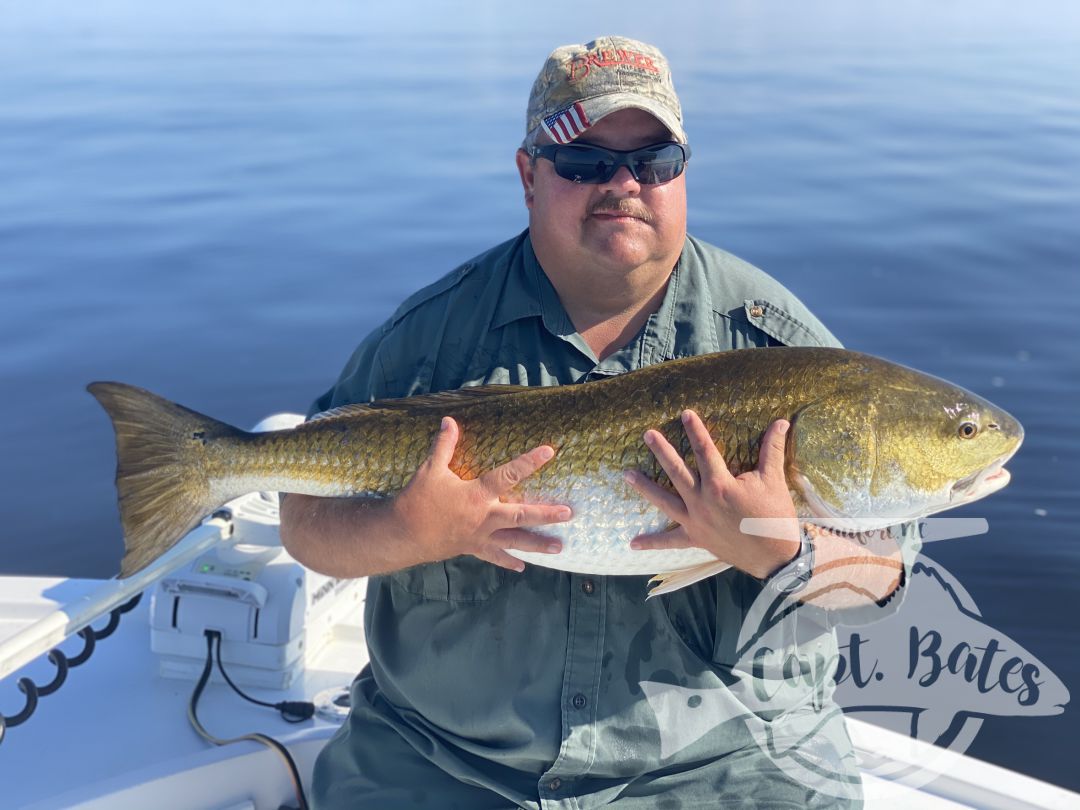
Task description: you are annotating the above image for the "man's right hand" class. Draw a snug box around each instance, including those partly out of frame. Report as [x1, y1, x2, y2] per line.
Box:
[392, 416, 571, 572]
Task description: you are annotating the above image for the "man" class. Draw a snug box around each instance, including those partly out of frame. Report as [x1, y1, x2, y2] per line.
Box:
[281, 36, 919, 809]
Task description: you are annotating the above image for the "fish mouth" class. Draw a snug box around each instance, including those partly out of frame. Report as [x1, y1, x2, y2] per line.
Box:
[950, 425, 1023, 504]
[951, 460, 1012, 504]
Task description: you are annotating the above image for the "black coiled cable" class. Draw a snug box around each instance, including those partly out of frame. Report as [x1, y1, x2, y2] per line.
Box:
[0, 592, 142, 744]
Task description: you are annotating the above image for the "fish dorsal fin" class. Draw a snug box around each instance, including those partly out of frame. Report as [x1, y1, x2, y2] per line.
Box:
[308, 384, 535, 422]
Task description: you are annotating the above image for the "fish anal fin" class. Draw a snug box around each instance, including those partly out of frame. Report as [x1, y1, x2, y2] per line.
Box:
[647, 559, 733, 598]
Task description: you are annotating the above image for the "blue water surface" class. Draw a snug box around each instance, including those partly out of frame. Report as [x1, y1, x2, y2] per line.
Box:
[1, 0, 1078, 792]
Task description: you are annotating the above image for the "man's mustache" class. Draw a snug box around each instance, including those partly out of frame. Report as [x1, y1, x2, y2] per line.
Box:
[588, 197, 653, 222]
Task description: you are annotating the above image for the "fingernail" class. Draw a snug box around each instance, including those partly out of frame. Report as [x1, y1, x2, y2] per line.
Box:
[681, 410, 691, 424]
[623, 470, 636, 484]
[777, 420, 789, 435]
[557, 507, 572, 520]
[547, 543, 561, 554]
[538, 446, 555, 461]
[630, 540, 643, 550]
[440, 417, 450, 431]
[643, 432, 655, 446]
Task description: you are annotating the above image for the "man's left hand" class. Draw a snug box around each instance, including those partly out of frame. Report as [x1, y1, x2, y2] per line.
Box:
[623, 410, 801, 580]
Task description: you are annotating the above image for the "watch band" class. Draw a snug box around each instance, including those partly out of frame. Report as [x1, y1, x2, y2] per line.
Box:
[764, 523, 815, 595]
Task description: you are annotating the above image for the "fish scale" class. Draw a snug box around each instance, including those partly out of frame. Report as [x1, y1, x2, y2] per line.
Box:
[88, 347, 1023, 589]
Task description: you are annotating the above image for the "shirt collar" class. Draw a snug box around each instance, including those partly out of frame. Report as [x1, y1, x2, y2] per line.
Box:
[664, 236, 722, 359]
[491, 231, 545, 330]
[491, 230, 724, 367]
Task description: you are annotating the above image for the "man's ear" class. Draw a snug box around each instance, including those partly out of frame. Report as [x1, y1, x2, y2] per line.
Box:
[515, 148, 535, 209]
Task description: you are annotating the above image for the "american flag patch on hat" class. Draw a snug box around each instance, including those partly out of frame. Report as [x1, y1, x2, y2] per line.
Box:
[541, 102, 591, 144]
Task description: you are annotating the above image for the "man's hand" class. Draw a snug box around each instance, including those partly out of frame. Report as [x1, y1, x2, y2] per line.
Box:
[623, 410, 800, 580]
[392, 416, 572, 572]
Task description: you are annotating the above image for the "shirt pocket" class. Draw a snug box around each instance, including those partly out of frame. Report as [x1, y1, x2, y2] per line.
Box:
[653, 571, 752, 668]
[388, 556, 506, 603]
[743, 299, 835, 347]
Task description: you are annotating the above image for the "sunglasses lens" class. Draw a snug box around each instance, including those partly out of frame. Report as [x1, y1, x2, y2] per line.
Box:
[553, 146, 613, 183]
[549, 143, 687, 184]
[633, 143, 687, 184]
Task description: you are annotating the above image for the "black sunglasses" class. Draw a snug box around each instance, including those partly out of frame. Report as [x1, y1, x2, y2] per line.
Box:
[529, 141, 691, 185]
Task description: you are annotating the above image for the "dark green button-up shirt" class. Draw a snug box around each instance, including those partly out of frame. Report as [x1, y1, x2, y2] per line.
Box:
[309, 231, 919, 809]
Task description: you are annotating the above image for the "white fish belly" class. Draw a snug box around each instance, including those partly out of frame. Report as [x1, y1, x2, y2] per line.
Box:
[211, 474, 353, 503]
[507, 469, 718, 575]
[222, 469, 717, 576]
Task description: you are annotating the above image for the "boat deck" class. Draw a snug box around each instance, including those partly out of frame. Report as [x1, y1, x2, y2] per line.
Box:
[1, 575, 1076, 809]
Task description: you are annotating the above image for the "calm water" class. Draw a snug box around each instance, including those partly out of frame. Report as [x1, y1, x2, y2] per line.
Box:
[2, 0, 1078, 791]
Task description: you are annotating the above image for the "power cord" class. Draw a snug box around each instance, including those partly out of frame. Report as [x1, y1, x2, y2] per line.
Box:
[188, 630, 311, 810]
[211, 633, 315, 723]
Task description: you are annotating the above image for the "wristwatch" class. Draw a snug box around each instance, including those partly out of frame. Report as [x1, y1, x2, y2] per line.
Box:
[763, 524, 815, 595]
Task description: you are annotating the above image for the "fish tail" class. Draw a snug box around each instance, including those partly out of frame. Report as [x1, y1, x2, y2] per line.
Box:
[88, 382, 244, 578]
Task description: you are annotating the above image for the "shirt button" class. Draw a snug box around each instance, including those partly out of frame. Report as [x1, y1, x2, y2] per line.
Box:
[749, 305, 764, 318]
[548, 777, 562, 791]
[581, 578, 595, 595]
[572, 693, 587, 709]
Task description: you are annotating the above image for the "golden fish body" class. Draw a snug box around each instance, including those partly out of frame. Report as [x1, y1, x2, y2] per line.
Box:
[89, 347, 1023, 585]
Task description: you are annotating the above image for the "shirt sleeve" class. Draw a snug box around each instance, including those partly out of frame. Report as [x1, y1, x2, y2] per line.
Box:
[307, 322, 394, 417]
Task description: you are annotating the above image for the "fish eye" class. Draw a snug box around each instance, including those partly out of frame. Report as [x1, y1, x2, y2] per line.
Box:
[958, 421, 979, 439]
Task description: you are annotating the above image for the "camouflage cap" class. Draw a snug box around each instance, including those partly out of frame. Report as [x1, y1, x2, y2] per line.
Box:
[525, 36, 686, 148]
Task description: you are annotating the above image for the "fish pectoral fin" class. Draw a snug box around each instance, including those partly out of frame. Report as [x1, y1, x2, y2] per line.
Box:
[646, 560, 733, 599]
